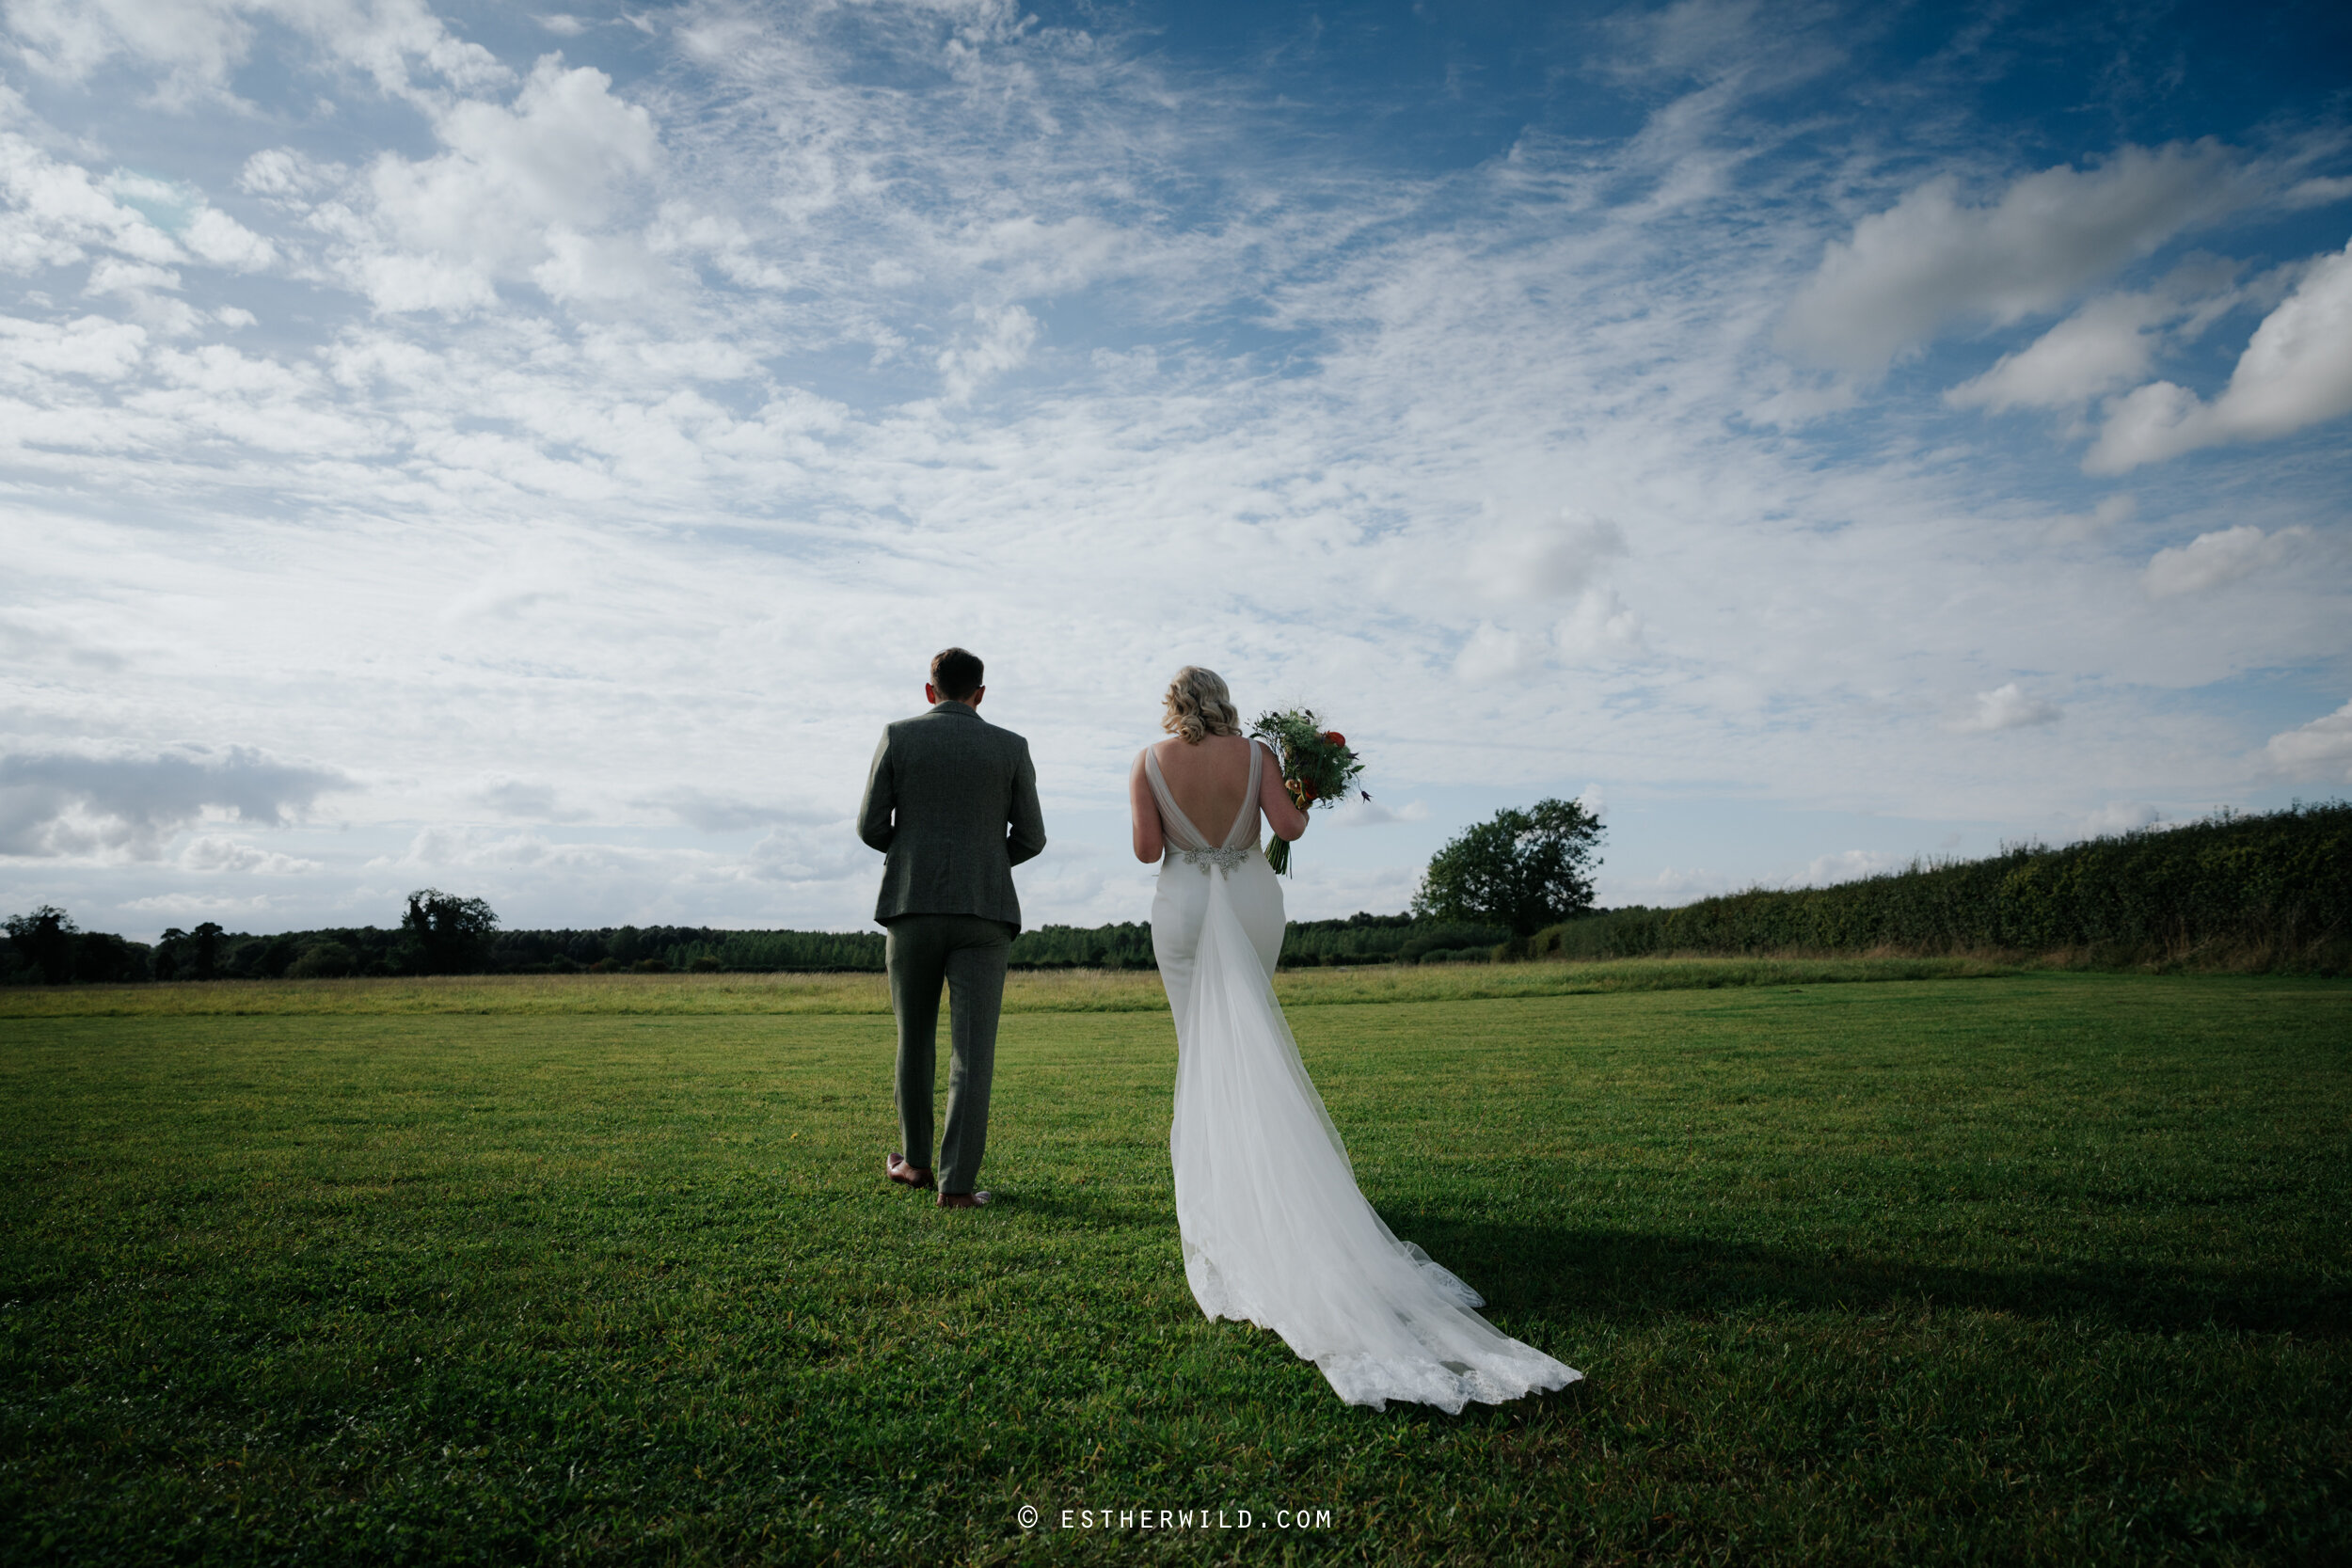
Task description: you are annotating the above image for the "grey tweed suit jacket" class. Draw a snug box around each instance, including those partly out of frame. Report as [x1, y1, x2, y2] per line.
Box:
[857, 701, 1047, 929]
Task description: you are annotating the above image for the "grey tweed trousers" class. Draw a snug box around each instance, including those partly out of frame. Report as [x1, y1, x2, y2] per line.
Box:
[885, 912, 1012, 1196]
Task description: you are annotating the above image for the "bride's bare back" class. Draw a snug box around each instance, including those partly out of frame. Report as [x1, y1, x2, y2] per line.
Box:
[1131, 733, 1309, 863]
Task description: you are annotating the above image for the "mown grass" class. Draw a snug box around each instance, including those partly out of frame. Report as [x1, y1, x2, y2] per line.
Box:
[0, 954, 2023, 1018]
[3, 972, 2348, 1564]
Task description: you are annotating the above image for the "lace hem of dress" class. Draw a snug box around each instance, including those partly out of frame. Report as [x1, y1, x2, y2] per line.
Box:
[1182, 1239, 1575, 1414]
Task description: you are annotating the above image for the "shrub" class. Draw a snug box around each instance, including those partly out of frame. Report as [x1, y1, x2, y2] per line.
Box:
[1009, 923, 1155, 969]
[1396, 924, 1510, 964]
[690, 955, 722, 973]
[286, 942, 357, 979]
[633, 958, 670, 974]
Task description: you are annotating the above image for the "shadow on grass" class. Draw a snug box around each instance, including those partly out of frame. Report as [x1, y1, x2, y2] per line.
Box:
[1377, 1211, 2352, 1340]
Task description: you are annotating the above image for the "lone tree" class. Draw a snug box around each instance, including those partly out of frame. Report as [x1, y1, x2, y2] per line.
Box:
[1411, 799, 1605, 937]
[400, 889, 500, 974]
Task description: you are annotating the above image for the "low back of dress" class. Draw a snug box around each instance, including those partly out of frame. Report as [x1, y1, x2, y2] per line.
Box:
[1142, 740, 1263, 855]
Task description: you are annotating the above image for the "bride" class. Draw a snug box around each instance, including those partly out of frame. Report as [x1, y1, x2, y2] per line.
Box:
[1128, 666, 1581, 1413]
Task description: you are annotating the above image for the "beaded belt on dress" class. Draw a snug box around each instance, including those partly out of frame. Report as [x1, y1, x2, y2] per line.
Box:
[1172, 845, 1255, 876]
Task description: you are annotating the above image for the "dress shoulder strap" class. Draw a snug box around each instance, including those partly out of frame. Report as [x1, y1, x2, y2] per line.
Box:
[1223, 738, 1267, 848]
[1142, 745, 1212, 850]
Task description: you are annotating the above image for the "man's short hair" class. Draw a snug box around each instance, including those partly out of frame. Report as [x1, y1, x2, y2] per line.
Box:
[930, 647, 985, 700]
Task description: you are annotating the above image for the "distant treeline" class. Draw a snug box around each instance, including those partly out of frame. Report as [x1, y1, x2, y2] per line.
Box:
[14, 801, 2338, 985]
[0, 907, 1510, 984]
[1525, 802, 2350, 973]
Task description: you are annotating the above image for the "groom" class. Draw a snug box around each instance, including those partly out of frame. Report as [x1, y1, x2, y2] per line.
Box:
[857, 647, 1047, 1209]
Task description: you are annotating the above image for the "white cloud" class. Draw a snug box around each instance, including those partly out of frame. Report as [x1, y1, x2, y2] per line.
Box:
[2086, 241, 2352, 471]
[1553, 589, 1645, 658]
[1329, 797, 1428, 828]
[0, 136, 275, 306]
[179, 833, 324, 874]
[2265, 700, 2352, 782]
[472, 778, 573, 820]
[3, 0, 508, 105]
[1951, 683, 2061, 734]
[0, 130, 183, 270]
[2142, 524, 2310, 597]
[647, 203, 790, 290]
[1470, 513, 1628, 602]
[5, 0, 256, 102]
[238, 147, 343, 201]
[745, 824, 869, 884]
[0, 312, 146, 382]
[1804, 847, 1907, 885]
[0, 747, 346, 860]
[1781, 142, 2243, 374]
[0, 610, 128, 670]
[1945, 291, 2169, 412]
[937, 303, 1038, 404]
[122, 892, 276, 916]
[2075, 800, 2164, 836]
[642, 789, 809, 833]
[1605, 865, 1744, 908]
[340, 54, 660, 313]
[82, 256, 180, 293]
[183, 206, 274, 270]
[1453, 622, 1545, 684]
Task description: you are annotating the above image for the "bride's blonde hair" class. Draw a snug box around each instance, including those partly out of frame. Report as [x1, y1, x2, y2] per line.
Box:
[1162, 666, 1243, 744]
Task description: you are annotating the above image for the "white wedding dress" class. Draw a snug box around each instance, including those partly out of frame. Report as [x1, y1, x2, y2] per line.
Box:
[1144, 740, 1581, 1413]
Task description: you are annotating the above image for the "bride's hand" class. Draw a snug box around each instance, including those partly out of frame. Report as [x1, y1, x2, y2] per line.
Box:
[1264, 769, 1311, 841]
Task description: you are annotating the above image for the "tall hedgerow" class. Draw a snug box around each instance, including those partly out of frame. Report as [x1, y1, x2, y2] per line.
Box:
[1531, 802, 2350, 973]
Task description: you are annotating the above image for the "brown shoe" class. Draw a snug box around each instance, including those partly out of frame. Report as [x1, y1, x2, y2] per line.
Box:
[886, 1152, 935, 1190]
[936, 1190, 992, 1209]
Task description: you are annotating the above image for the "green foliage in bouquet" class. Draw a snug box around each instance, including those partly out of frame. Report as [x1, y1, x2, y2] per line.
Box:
[1249, 708, 1367, 875]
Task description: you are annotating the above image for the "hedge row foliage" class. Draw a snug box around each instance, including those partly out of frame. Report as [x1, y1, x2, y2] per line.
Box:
[1531, 802, 2351, 971]
[3, 911, 1508, 982]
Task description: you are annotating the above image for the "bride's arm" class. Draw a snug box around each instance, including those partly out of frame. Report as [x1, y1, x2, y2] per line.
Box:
[1258, 741, 1310, 842]
[1129, 751, 1164, 863]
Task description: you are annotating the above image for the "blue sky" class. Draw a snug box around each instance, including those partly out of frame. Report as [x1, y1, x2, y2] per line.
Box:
[2, 0, 2347, 939]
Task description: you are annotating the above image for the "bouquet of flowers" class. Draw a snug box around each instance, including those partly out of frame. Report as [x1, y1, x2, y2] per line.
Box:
[1249, 707, 1368, 876]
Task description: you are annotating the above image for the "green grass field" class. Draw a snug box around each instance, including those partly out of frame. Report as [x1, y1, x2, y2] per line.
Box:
[3, 965, 2347, 1564]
